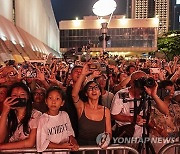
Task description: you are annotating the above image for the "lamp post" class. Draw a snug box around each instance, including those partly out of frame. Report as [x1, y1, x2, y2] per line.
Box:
[101, 22, 108, 53]
[92, 0, 117, 55]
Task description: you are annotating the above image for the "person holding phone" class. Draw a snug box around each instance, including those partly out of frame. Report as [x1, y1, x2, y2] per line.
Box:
[0, 82, 41, 150]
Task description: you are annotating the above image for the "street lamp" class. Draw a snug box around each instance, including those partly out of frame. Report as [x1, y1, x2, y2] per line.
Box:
[92, 0, 117, 55]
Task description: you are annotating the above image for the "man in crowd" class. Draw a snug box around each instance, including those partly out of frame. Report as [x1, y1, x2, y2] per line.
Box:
[32, 87, 47, 113]
[111, 71, 169, 152]
[64, 65, 83, 138]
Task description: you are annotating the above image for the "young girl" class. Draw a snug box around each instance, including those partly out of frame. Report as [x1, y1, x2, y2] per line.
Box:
[0, 82, 41, 149]
[36, 86, 79, 153]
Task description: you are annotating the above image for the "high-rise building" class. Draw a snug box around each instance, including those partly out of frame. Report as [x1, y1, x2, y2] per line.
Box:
[155, 0, 170, 33]
[127, 0, 169, 34]
[170, 0, 180, 30]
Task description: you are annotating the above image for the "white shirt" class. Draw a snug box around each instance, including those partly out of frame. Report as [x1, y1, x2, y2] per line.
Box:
[102, 91, 114, 109]
[111, 88, 143, 137]
[36, 111, 74, 154]
[9, 109, 42, 142]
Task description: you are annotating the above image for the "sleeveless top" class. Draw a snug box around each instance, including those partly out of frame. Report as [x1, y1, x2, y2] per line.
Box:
[77, 105, 106, 145]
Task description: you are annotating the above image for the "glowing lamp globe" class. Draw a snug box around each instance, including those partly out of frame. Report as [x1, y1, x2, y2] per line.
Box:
[93, 0, 117, 17]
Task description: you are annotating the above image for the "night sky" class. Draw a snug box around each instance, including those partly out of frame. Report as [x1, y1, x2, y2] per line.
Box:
[51, 0, 127, 24]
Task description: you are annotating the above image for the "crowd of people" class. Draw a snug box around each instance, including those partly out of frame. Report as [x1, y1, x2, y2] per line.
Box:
[0, 54, 179, 153]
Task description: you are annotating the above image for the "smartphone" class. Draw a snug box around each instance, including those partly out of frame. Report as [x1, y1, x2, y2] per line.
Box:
[88, 63, 98, 70]
[150, 68, 160, 74]
[140, 68, 150, 74]
[26, 69, 37, 78]
[12, 98, 27, 107]
[139, 59, 146, 63]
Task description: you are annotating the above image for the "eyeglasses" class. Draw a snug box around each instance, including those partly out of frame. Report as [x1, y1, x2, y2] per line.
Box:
[87, 85, 100, 91]
[34, 92, 44, 96]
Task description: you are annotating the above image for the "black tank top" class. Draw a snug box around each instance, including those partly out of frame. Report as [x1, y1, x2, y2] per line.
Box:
[77, 105, 105, 145]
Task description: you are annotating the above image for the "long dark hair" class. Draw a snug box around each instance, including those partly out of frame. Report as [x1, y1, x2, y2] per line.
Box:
[46, 86, 65, 101]
[82, 80, 102, 105]
[7, 82, 32, 139]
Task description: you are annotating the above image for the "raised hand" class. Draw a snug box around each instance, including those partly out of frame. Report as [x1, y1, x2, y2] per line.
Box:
[36, 68, 45, 81]
[144, 82, 158, 97]
[136, 115, 146, 126]
[81, 63, 91, 76]
[1, 97, 18, 115]
[69, 136, 79, 151]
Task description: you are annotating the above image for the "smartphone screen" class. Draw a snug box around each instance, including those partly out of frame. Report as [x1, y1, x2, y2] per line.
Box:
[150, 68, 160, 74]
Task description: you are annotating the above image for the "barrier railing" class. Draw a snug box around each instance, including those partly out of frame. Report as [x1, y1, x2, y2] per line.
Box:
[0, 144, 139, 154]
[158, 142, 180, 154]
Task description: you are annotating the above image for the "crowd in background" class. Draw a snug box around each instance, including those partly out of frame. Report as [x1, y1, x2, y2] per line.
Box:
[0, 54, 179, 153]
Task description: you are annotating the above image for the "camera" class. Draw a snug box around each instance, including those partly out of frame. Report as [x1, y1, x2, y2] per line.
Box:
[99, 63, 106, 72]
[12, 98, 27, 107]
[88, 63, 99, 70]
[134, 77, 155, 89]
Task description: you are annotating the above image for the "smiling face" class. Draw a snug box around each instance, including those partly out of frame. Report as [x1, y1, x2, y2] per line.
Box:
[46, 90, 64, 115]
[86, 82, 101, 100]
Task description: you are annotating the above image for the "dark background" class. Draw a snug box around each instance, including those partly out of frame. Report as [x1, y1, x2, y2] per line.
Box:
[51, 0, 127, 24]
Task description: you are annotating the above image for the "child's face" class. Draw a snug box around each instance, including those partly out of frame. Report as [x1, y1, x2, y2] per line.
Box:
[46, 90, 64, 112]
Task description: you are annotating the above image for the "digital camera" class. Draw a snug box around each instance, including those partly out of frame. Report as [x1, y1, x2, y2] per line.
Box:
[134, 77, 155, 89]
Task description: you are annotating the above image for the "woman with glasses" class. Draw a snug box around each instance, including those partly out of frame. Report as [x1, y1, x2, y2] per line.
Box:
[0, 82, 41, 150]
[72, 63, 112, 153]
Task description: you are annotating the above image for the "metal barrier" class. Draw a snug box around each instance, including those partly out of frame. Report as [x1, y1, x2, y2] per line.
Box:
[158, 142, 180, 154]
[0, 144, 139, 154]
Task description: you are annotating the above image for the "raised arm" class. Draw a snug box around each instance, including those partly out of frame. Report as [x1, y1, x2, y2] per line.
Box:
[170, 66, 180, 83]
[0, 128, 37, 149]
[0, 97, 15, 143]
[72, 63, 90, 108]
[171, 56, 179, 74]
[145, 82, 169, 115]
[105, 108, 112, 137]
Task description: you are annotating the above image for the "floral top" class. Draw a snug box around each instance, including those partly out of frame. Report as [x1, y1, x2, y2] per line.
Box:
[9, 109, 42, 142]
[150, 101, 180, 137]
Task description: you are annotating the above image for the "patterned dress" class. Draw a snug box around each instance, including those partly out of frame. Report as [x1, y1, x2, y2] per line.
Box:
[150, 101, 180, 137]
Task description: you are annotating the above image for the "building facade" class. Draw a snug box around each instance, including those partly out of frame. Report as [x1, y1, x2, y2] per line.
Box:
[0, 0, 60, 63]
[59, 16, 159, 56]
